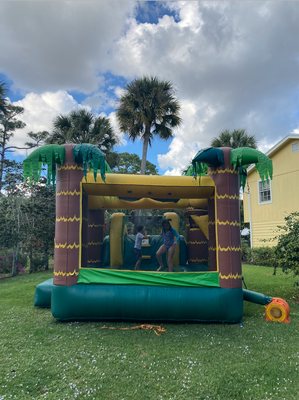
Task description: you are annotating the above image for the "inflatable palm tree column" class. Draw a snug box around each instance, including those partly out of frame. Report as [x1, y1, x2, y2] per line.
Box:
[192, 146, 273, 288]
[209, 148, 242, 288]
[55, 144, 84, 284]
[23, 143, 107, 285]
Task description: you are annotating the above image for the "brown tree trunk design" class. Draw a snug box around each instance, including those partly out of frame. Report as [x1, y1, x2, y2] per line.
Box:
[54, 144, 83, 286]
[209, 147, 242, 288]
[81, 191, 88, 268]
[186, 210, 209, 266]
[87, 209, 105, 267]
[208, 198, 217, 271]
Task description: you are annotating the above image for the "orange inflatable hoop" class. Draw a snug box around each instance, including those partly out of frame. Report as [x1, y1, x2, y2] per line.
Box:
[265, 297, 290, 323]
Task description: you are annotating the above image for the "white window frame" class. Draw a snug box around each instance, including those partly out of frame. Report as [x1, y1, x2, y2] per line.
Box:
[257, 179, 272, 205]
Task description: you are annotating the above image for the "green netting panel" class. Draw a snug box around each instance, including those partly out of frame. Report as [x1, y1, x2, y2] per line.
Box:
[184, 264, 209, 272]
[73, 144, 106, 182]
[179, 237, 188, 266]
[192, 148, 224, 176]
[99, 235, 188, 270]
[123, 234, 165, 270]
[23, 144, 65, 185]
[78, 268, 220, 288]
[230, 147, 273, 189]
[102, 236, 110, 266]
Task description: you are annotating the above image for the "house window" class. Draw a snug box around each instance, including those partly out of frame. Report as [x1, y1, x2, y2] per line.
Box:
[258, 180, 272, 204]
[292, 142, 299, 152]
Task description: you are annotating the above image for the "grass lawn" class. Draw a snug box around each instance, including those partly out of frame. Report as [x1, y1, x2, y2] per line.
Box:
[0, 265, 298, 400]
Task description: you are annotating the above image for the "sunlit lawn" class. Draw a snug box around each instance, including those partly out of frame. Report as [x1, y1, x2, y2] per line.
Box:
[0, 265, 298, 400]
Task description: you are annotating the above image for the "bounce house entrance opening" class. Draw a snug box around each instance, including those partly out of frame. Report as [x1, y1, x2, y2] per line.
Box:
[80, 173, 218, 273]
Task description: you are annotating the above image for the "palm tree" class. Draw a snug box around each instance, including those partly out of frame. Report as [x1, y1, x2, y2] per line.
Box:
[46, 109, 117, 153]
[116, 76, 182, 174]
[211, 129, 257, 149]
[0, 82, 8, 114]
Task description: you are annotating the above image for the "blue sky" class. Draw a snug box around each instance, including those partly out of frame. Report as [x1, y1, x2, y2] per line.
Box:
[1, 1, 299, 174]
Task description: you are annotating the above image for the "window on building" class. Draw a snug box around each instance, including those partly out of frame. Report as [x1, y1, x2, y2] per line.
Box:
[258, 179, 271, 203]
[292, 142, 299, 152]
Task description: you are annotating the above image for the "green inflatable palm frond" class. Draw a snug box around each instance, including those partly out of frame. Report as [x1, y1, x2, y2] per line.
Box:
[230, 147, 273, 189]
[191, 148, 224, 176]
[73, 144, 106, 182]
[183, 163, 208, 177]
[105, 161, 112, 173]
[23, 144, 65, 185]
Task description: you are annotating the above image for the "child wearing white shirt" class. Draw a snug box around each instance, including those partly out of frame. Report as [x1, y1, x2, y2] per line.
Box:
[134, 225, 145, 270]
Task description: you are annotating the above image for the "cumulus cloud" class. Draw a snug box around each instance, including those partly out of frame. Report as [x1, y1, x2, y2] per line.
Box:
[0, 0, 135, 93]
[2, 0, 299, 173]
[83, 91, 118, 112]
[106, 111, 126, 146]
[108, 1, 299, 173]
[11, 91, 125, 154]
[158, 99, 216, 174]
[11, 91, 81, 153]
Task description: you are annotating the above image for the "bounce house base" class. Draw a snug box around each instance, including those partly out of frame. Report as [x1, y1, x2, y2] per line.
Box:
[50, 283, 243, 323]
[36, 279, 291, 324]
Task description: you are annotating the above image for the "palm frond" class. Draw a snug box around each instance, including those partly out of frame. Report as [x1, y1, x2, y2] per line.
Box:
[230, 147, 272, 186]
[73, 143, 106, 182]
[192, 148, 224, 176]
[23, 145, 65, 185]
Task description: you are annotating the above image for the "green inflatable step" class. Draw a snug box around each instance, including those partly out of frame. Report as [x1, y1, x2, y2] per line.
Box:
[34, 278, 53, 308]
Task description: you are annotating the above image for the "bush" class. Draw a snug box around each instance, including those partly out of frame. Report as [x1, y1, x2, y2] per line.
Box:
[0, 249, 26, 275]
[247, 246, 276, 267]
[241, 237, 251, 262]
[27, 252, 50, 273]
[274, 212, 299, 276]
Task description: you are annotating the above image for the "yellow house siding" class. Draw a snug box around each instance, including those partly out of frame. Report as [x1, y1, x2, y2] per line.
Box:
[243, 138, 299, 247]
[251, 220, 283, 247]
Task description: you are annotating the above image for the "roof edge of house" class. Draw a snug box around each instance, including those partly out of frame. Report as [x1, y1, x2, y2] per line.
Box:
[247, 134, 299, 175]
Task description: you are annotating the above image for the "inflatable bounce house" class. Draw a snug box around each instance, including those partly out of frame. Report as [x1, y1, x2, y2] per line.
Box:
[25, 143, 290, 323]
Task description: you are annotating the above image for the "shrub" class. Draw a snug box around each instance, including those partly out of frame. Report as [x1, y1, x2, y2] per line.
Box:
[0, 249, 26, 275]
[248, 247, 276, 267]
[241, 237, 251, 262]
[274, 212, 299, 276]
[27, 252, 50, 273]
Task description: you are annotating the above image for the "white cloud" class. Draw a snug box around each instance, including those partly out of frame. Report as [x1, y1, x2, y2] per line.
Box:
[2, 1, 299, 174]
[11, 91, 81, 153]
[158, 99, 216, 173]
[0, 0, 135, 93]
[11, 91, 125, 154]
[108, 1, 299, 173]
[114, 86, 126, 99]
[257, 138, 281, 154]
[83, 91, 118, 112]
[104, 111, 126, 146]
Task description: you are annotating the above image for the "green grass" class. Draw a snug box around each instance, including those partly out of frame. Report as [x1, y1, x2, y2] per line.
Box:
[0, 266, 298, 400]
